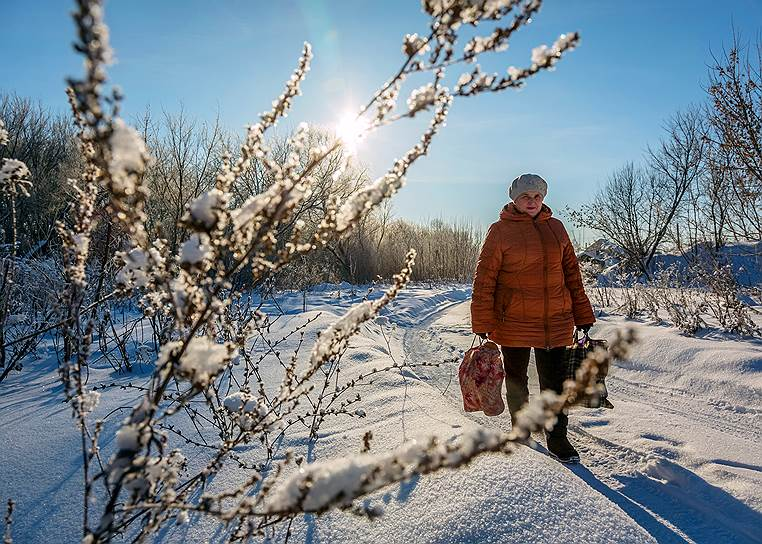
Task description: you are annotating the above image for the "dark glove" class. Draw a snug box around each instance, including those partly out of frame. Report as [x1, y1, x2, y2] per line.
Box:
[577, 324, 593, 335]
[475, 332, 489, 340]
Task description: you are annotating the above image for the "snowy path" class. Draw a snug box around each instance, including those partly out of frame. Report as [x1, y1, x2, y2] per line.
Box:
[391, 293, 762, 544]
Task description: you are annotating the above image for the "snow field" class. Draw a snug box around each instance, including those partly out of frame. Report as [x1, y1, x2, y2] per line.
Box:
[1, 283, 759, 542]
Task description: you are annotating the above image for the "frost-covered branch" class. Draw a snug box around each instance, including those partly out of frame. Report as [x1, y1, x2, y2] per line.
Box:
[0, 159, 31, 199]
[259, 329, 635, 516]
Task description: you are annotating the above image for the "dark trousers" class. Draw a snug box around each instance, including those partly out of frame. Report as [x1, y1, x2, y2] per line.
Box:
[501, 346, 568, 437]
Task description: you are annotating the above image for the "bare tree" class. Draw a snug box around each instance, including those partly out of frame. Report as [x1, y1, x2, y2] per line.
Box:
[573, 109, 706, 278]
[648, 107, 707, 259]
[679, 119, 735, 254]
[571, 163, 661, 277]
[0, 93, 79, 255]
[707, 34, 762, 240]
[141, 108, 226, 251]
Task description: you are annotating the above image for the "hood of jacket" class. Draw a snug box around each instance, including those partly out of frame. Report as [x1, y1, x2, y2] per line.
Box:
[499, 202, 553, 222]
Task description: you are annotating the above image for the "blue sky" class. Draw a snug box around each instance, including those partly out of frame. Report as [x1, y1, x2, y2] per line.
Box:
[3, 1, 761, 243]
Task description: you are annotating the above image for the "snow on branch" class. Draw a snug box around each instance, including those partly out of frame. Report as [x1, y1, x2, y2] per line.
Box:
[66, 0, 152, 246]
[335, 92, 451, 233]
[0, 119, 9, 146]
[455, 32, 579, 96]
[0, 159, 32, 198]
[265, 427, 511, 513]
[254, 329, 636, 516]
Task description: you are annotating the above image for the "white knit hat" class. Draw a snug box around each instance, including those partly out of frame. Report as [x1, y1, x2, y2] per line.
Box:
[509, 173, 548, 201]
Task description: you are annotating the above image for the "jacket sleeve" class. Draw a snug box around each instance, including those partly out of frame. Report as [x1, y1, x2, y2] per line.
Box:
[471, 223, 503, 333]
[560, 227, 596, 325]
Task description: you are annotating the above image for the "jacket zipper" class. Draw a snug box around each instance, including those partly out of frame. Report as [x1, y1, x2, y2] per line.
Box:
[532, 219, 550, 349]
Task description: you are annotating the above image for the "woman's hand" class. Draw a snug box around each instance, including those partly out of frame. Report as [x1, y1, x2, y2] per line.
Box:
[577, 324, 593, 335]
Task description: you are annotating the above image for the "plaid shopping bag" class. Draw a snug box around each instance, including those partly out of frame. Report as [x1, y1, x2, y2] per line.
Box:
[565, 332, 613, 409]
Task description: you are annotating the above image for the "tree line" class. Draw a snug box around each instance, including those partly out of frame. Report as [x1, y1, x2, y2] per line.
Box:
[0, 94, 482, 287]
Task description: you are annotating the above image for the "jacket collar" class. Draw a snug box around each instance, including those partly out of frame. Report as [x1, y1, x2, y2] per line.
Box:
[499, 202, 553, 222]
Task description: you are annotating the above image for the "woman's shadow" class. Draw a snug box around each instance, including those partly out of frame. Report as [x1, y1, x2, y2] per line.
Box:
[564, 451, 762, 543]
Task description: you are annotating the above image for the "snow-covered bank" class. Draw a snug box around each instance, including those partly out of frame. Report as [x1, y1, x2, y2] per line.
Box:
[1, 283, 760, 542]
[580, 239, 762, 287]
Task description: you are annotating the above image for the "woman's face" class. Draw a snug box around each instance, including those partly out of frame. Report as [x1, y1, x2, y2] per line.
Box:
[514, 191, 544, 217]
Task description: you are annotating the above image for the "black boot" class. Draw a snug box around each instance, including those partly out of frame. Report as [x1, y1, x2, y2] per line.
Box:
[546, 432, 580, 464]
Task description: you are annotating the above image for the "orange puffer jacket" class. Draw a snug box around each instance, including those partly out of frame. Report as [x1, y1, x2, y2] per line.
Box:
[471, 203, 595, 348]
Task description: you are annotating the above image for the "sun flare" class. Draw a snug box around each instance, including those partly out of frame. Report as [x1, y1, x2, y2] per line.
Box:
[334, 113, 369, 155]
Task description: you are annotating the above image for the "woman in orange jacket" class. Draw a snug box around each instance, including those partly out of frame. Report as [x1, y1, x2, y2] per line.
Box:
[471, 173, 595, 463]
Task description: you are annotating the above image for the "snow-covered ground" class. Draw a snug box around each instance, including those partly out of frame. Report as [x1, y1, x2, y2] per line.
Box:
[1, 284, 760, 543]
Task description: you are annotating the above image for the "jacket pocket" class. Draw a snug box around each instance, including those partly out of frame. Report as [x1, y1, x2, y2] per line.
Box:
[562, 287, 573, 313]
[500, 290, 514, 322]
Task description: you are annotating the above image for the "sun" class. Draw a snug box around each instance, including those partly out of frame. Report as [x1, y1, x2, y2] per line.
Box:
[334, 112, 369, 156]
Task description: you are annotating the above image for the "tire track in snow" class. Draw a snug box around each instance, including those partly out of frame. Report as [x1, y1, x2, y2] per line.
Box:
[607, 376, 760, 443]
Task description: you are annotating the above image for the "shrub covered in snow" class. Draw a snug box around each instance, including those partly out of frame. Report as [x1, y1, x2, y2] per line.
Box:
[581, 243, 759, 337]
